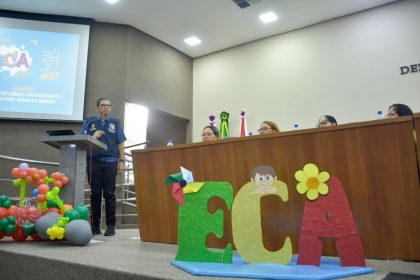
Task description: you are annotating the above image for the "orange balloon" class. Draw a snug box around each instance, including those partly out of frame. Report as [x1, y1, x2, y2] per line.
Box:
[27, 168, 37, 176]
[18, 170, 28, 179]
[53, 180, 63, 188]
[61, 176, 69, 186]
[8, 205, 18, 216]
[47, 207, 60, 214]
[36, 194, 46, 203]
[0, 207, 8, 219]
[60, 204, 73, 215]
[38, 169, 48, 179]
[51, 172, 62, 180]
[11, 167, 20, 177]
[38, 184, 50, 194]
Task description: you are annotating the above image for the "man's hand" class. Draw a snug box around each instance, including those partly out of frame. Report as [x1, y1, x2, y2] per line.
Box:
[93, 130, 105, 138]
[118, 161, 125, 174]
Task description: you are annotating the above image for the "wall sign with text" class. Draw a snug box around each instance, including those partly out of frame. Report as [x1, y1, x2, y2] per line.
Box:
[400, 62, 420, 75]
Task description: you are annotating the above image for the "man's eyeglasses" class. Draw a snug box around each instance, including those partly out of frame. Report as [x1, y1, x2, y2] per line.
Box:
[257, 127, 271, 132]
[99, 104, 111, 108]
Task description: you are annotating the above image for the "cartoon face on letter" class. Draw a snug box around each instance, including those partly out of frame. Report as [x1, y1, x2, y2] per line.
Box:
[253, 173, 275, 187]
[251, 165, 278, 194]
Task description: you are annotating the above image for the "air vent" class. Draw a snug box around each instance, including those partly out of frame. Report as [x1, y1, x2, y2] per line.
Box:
[232, 0, 261, 9]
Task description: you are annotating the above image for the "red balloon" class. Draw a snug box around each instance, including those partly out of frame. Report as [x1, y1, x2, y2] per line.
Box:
[26, 176, 34, 185]
[12, 226, 28, 242]
[8, 205, 18, 216]
[53, 180, 63, 188]
[38, 169, 48, 178]
[61, 176, 69, 186]
[18, 170, 28, 179]
[38, 184, 50, 194]
[47, 207, 60, 214]
[0, 207, 8, 219]
[51, 172, 62, 180]
[0, 232, 6, 240]
[15, 205, 41, 225]
[27, 168, 37, 176]
[36, 194, 46, 203]
[31, 232, 42, 241]
[11, 167, 20, 177]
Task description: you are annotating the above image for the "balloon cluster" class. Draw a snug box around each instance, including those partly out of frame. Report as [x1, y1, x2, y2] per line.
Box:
[0, 163, 92, 245]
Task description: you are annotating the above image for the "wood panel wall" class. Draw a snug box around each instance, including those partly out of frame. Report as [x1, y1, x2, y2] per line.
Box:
[132, 116, 420, 260]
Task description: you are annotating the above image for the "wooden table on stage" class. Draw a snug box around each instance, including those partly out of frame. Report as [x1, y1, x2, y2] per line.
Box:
[132, 117, 420, 260]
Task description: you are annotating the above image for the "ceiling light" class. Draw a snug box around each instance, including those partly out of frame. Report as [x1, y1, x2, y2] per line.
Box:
[105, 0, 120, 4]
[184, 36, 202, 47]
[259, 12, 278, 24]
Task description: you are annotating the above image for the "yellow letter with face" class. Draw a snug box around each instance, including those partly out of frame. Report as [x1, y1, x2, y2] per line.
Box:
[232, 172, 292, 264]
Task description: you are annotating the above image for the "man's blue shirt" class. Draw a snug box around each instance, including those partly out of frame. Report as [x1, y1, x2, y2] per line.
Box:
[80, 115, 126, 162]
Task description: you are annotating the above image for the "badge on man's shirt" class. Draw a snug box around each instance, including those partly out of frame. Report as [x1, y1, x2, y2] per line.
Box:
[89, 124, 96, 131]
[108, 123, 116, 133]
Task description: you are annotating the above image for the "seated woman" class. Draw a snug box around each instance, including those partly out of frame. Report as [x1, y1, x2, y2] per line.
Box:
[317, 115, 337, 127]
[201, 125, 220, 142]
[387, 104, 413, 118]
[258, 121, 280, 135]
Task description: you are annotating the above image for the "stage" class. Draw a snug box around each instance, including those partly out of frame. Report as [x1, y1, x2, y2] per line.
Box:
[0, 229, 419, 280]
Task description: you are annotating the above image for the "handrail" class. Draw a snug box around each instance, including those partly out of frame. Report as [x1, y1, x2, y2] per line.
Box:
[0, 154, 59, 166]
[125, 141, 148, 149]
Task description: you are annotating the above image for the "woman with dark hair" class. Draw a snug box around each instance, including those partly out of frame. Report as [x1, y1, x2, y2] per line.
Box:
[317, 115, 337, 127]
[258, 121, 280, 135]
[201, 125, 220, 142]
[387, 104, 413, 118]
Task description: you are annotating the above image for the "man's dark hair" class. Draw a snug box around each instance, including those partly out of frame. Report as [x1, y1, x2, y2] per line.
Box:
[96, 97, 111, 108]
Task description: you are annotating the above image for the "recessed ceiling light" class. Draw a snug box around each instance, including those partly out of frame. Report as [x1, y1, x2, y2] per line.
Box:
[105, 0, 120, 4]
[184, 36, 202, 47]
[259, 11, 278, 24]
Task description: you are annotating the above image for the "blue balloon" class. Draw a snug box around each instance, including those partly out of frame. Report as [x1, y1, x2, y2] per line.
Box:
[32, 189, 39, 197]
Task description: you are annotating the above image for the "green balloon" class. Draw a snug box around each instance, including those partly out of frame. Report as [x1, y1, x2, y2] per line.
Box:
[2, 200, 12, 209]
[47, 200, 58, 208]
[63, 210, 80, 221]
[7, 216, 16, 225]
[12, 179, 21, 187]
[74, 205, 90, 221]
[5, 224, 16, 234]
[21, 222, 35, 235]
[0, 218, 8, 231]
[0, 195, 7, 203]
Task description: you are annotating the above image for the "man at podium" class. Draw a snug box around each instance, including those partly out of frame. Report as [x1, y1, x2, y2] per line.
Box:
[80, 97, 126, 236]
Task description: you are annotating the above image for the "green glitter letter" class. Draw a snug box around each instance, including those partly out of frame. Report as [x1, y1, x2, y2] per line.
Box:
[175, 182, 233, 263]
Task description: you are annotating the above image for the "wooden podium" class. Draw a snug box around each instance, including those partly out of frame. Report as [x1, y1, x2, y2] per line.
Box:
[40, 134, 107, 207]
[132, 116, 420, 260]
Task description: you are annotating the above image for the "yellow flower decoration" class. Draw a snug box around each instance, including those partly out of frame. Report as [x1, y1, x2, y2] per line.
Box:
[295, 163, 330, 200]
[47, 226, 65, 240]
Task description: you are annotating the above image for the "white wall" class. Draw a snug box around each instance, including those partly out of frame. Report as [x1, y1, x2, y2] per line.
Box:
[192, 0, 420, 142]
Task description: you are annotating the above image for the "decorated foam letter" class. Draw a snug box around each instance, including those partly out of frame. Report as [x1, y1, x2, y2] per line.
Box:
[175, 182, 233, 263]
[295, 163, 366, 266]
[232, 165, 292, 264]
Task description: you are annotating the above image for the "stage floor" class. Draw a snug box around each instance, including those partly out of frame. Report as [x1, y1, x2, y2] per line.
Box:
[0, 229, 419, 280]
